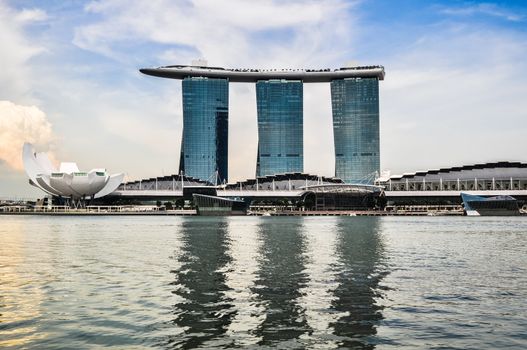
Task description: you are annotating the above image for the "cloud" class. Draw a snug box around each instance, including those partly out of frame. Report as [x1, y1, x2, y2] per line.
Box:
[73, 0, 355, 67]
[0, 2, 46, 102]
[98, 106, 179, 154]
[15, 8, 48, 22]
[438, 3, 525, 22]
[380, 25, 527, 173]
[0, 101, 56, 171]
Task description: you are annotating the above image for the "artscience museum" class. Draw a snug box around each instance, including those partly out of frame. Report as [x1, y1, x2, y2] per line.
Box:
[22, 143, 124, 205]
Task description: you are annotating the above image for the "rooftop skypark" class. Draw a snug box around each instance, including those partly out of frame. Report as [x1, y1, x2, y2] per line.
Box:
[139, 65, 385, 83]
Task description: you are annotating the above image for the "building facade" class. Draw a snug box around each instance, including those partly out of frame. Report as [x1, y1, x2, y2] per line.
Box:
[109, 172, 384, 211]
[256, 80, 303, 177]
[378, 162, 527, 192]
[331, 78, 380, 184]
[375, 162, 527, 208]
[180, 77, 229, 183]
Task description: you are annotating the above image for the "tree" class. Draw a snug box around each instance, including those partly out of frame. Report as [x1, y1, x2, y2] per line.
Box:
[175, 198, 185, 209]
[303, 196, 315, 210]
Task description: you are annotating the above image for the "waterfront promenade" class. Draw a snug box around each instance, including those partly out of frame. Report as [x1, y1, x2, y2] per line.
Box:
[0, 205, 463, 216]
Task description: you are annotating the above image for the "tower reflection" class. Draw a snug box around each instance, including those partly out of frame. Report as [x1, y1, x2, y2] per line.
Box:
[330, 217, 388, 349]
[166, 218, 235, 349]
[164, 216, 388, 348]
[252, 218, 312, 347]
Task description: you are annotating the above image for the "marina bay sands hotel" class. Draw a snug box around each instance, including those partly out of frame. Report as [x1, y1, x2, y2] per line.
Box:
[140, 64, 385, 184]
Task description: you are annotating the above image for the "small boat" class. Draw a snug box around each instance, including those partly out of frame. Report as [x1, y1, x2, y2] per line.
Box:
[461, 193, 520, 216]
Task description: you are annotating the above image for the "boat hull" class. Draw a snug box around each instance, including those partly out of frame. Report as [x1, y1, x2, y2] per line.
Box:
[462, 193, 520, 216]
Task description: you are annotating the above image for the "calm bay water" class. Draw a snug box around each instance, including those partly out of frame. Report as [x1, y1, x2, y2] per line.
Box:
[0, 216, 526, 349]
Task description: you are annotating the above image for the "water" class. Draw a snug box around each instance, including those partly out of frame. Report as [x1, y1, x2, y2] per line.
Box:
[0, 216, 526, 349]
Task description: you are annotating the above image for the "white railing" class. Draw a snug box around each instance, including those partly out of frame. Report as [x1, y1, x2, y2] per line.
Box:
[0, 205, 196, 214]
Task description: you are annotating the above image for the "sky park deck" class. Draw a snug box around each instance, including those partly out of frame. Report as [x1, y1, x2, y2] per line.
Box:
[139, 65, 385, 82]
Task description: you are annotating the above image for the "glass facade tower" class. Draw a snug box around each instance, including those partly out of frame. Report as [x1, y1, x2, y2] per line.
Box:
[331, 78, 380, 184]
[256, 80, 303, 177]
[180, 77, 229, 183]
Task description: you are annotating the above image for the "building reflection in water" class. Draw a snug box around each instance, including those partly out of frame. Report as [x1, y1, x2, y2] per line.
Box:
[251, 218, 312, 347]
[221, 218, 266, 346]
[297, 217, 342, 347]
[329, 217, 388, 349]
[166, 218, 236, 349]
[165, 216, 389, 348]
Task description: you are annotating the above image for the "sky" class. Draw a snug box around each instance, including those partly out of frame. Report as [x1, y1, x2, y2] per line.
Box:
[1, 0, 526, 198]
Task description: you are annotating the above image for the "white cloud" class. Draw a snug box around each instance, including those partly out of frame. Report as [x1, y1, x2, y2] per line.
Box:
[15, 7, 48, 22]
[74, 0, 355, 66]
[438, 3, 525, 22]
[381, 26, 527, 173]
[0, 101, 56, 171]
[0, 3, 46, 102]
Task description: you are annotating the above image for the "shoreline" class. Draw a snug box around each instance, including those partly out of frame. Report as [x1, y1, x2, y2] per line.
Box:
[0, 210, 462, 216]
[1, 209, 525, 217]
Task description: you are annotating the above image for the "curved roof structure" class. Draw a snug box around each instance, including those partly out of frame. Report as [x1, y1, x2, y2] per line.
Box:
[140, 65, 385, 82]
[22, 143, 124, 199]
[116, 174, 209, 191]
[385, 161, 527, 181]
[223, 172, 343, 190]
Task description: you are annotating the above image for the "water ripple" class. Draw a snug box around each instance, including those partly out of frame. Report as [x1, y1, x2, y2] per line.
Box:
[0, 216, 526, 348]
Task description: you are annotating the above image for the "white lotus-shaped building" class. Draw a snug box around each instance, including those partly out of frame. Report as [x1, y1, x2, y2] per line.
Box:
[23, 143, 124, 199]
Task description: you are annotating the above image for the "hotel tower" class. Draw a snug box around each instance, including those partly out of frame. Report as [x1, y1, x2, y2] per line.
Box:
[140, 64, 384, 184]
